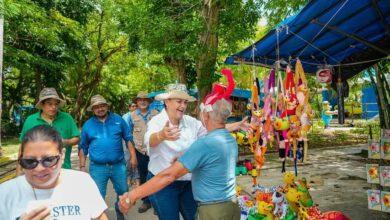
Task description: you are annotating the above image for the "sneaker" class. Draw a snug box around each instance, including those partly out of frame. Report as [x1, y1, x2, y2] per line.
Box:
[138, 203, 152, 213]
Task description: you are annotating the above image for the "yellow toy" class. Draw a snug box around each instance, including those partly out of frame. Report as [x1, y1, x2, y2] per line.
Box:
[273, 117, 290, 131]
[258, 201, 275, 220]
[288, 115, 301, 159]
[251, 168, 258, 186]
[285, 187, 300, 214]
[283, 172, 297, 190]
[236, 185, 242, 196]
[233, 131, 247, 145]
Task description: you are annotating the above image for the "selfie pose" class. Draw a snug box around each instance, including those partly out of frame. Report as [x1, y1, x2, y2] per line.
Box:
[0, 125, 107, 220]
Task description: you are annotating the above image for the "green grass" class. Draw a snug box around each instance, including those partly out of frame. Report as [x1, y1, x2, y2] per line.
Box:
[1, 137, 20, 160]
[306, 119, 378, 148]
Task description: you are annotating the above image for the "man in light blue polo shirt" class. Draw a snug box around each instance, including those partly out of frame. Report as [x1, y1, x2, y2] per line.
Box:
[79, 95, 137, 220]
[119, 98, 241, 220]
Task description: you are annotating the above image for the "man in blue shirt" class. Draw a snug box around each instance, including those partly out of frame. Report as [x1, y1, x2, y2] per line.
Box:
[122, 91, 158, 213]
[119, 98, 241, 220]
[79, 95, 137, 220]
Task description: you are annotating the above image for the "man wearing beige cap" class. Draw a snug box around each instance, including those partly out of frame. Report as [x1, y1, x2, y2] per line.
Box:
[18, 87, 80, 172]
[79, 94, 137, 220]
[122, 91, 158, 213]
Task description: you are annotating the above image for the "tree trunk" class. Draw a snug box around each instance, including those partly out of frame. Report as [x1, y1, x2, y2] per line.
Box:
[196, 0, 220, 101]
[374, 64, 390, 129]
[378, 61, 390, 105]
[167, 58, 187, 84]
[368, 68, 385, 128]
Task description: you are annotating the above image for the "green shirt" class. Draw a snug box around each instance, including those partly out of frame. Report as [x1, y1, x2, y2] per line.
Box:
[19, 111, 80, 169]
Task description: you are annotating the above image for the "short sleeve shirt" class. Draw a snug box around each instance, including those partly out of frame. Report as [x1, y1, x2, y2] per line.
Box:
[178, 129, 238, 202]
[19, 111, 80, 169]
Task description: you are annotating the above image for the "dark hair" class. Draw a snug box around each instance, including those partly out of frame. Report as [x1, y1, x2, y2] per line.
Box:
[41, 98, 60, 105]
[20, 125, 63, 156]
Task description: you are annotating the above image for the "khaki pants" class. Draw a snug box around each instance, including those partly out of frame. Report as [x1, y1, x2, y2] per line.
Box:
[196, 201, 241, 220]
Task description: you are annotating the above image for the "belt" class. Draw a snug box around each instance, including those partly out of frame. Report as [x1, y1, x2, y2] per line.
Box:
[197, 197, 237, 206]
[91, 159, 124, 166]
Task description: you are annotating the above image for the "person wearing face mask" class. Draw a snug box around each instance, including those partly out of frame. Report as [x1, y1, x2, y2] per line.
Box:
[79, 95, 137, 220]
[122, 91, 158, 213]
[17, 88, 80, 175]
[118, 81, 241, 220]
[0, 125, 108, 220]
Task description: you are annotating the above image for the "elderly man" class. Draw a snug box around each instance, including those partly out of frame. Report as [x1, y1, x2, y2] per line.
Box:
[119, 97, 241, 219]
[122, 91, 158, 213]
[17, 87, 80, 173]
[79, 95, 137, 220]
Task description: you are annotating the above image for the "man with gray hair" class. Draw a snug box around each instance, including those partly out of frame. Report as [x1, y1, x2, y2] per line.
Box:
[119, 69, 241, 220]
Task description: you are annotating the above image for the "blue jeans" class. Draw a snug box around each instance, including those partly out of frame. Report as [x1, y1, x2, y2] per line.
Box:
[90, 160, 128, 220]
[147, 172, 196, 220]
[136, 150, 150, 205]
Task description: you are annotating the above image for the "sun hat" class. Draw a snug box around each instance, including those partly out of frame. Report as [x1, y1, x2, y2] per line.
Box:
[87, 95, 110, 111]
[133, 91, 153, 103]
[155, 84, 196, 102]
[36, 88, 65, 109]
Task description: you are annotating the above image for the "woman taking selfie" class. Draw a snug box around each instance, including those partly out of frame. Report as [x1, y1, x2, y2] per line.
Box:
[0, 125, 107, 220]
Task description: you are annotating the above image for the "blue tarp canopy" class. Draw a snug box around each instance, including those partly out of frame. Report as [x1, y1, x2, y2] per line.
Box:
[225, 0, 390, 81]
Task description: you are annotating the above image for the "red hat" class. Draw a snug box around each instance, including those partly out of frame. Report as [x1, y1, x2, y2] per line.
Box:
[200, 68, 235, 112]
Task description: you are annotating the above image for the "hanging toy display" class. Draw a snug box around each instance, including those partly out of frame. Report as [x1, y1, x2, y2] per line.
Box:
[294, 59, 313, 163]
[248, 74, 268, 182]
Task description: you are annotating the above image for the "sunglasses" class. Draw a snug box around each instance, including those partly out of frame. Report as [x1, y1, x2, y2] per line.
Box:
[19, 155, 61, 170]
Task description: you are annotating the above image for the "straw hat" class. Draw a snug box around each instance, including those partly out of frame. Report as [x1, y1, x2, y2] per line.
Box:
[36, 88, 65, 109]
[87, 95, 110, 111]
[155, 84, 196, 102]
[133, 91, 152, 103]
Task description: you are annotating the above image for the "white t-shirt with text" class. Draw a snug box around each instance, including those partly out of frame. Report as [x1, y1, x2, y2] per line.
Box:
[0, 169, 107, 220]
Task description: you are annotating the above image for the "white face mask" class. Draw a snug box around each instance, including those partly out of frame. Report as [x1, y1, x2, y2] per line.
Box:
[26, 157, 62, 189]
[36, 165, 61, 188]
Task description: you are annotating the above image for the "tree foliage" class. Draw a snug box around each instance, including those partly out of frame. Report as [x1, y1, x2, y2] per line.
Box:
[2, 0, 316, 135]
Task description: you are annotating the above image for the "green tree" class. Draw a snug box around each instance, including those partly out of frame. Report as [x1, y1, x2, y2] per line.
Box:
[118, 0, 261, 99]
[3, 0, 95, 132]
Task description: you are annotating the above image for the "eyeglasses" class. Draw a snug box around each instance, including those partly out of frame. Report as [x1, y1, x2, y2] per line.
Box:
[19, 155, 61, 170]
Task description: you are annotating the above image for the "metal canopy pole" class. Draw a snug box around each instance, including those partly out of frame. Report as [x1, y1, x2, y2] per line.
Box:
[337, 69, 345, 124]
[312, 19, 390, 56]
[371, 0, 390, 35]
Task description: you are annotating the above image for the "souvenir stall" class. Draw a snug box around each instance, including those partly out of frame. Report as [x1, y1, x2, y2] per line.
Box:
[225, 0, 389, 218]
